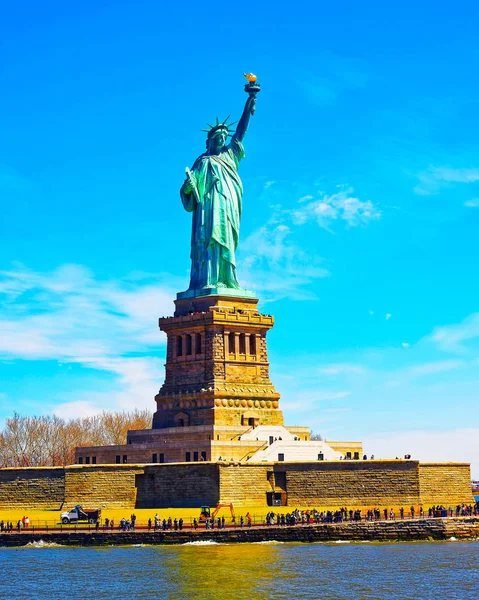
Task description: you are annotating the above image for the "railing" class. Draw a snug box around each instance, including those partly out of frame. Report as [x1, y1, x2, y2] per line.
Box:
[1, 508, 478, 535]
[2, 502, 478, 535]
[238, 439, 269, 462]
[230, 425, 254, 441]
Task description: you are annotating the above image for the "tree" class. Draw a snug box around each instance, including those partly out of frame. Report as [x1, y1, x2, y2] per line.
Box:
[0, 409, 152, 467]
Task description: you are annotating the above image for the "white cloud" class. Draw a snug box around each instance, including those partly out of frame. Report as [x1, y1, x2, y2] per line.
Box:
[53, 400, 103, 420]
[364, 428, 479, 479]
[405, 359, 464, 378]
[313, 391, 351, 402]
[0, 264, 176, 414]
[240, 182, 379, 300]
[464, 198, 479, 208]
[0, 264, 175, 361]
[240, 224, 330, 301]
[385, 313, 392, 320]
[292, 186, 381, 230]
[317, 364, 366, 376]
[414, 166, 479, 195]
[52, 356, 163, 416]
[426, 313, 479, 353]
[401, 342, 410, 348]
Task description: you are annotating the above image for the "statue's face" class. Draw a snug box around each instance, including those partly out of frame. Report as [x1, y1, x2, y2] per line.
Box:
[209, 129, 227, 151]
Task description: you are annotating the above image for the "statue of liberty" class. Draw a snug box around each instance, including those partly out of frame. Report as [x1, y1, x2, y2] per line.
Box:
[179, 74, 260, 299]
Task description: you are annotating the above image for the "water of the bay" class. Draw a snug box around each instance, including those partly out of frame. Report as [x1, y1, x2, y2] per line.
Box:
[0, 540, 477, 599]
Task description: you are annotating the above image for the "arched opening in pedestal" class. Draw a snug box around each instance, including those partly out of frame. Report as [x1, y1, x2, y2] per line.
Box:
[242, 411, 261, 428]
[174, 412, 189, 427]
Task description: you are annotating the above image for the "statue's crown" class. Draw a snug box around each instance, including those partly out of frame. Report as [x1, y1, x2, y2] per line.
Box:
[202, 116, 237, 138]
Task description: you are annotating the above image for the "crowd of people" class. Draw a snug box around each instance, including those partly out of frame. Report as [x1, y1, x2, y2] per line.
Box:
[147, 515, 185, 531]
[262, 504, 479, 526]
[1, 502, 478, 533]
[0, 516, 30, 533]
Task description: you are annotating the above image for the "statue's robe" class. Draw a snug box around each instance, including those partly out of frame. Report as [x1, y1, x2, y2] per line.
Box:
[181, 136, 245, 291]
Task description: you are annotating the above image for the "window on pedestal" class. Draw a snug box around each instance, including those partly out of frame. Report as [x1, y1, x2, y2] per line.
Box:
[78, 457, 83, 464]
[193, 451, 199, 461]
[186, 334, 192, 355]
[152, 453, 158, 463]
[228, 332, 235, 354]
[239, 333, 246, 354]
[195, 333, 202, 354]
[186, 452, 191, 462]
[85, 456, 90, 464]
[177, 336, 183, 357]
[250, 334, 256, 355]
[201, 451, 207, 461]
[159, 453, 165, 463]
[175, 412, 189, 427]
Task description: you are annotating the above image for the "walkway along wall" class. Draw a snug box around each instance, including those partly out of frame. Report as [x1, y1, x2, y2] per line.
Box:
[2, 518, 479, 547]
[0, 461, 473, 511]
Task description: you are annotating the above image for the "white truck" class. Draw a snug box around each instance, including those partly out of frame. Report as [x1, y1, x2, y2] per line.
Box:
[61, 505, 101, 524]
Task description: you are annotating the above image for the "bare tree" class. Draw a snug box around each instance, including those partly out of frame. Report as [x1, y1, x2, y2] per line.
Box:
[0, 409, 152, 467]
[310, 430, 323, 441]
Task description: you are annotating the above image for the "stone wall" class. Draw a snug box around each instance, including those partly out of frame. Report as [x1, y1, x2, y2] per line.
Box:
[0, 467, 64, 510]
[0, 460, 473, 511]
[64, 465, 144, 509]
[280, 460, 422, 507]
[136, 463, 220, 508]
[419, 463, 474, 505]
[218, 463, 271, 506]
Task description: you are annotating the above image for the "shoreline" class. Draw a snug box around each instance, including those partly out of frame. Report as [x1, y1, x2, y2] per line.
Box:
[1, 517, 478, 547]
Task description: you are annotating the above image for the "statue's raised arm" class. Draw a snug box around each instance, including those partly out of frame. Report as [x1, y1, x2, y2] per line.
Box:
[235, 73, 260, 141]
[178, 74, 261, 300]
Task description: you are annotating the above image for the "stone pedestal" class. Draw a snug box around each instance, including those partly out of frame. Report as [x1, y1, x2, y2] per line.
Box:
[152, 294, 283, 430]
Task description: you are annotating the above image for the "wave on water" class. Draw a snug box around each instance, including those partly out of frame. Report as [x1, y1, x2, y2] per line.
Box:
[23, 540, 65, 548]
[448, 537, 457, 541]
[252, 540, 284, 545]
[182, 540, 220, 546]
[334, 540, 351, 544]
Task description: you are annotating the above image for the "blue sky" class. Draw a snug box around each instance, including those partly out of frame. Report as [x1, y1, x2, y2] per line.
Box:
[1, 1, 478, 476]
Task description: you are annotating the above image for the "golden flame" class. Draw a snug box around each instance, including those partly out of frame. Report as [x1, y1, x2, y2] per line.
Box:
[243, 72, 257, 83]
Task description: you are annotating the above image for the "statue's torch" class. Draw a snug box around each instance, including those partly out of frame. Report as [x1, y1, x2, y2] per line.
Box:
[243, 72, 261, 96]
[243, 73, 260, 115]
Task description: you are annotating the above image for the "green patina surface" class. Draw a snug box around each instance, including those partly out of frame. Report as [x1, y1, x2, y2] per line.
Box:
[179, 78, 260, 300]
